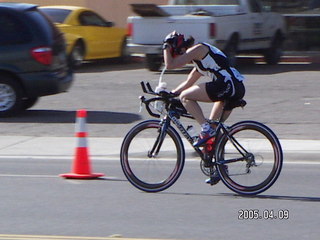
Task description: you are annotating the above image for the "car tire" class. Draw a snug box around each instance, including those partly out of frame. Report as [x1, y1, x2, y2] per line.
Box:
[69, 41, 85, 68]
[0, 75, 23, 117]
[22, 97, 38, 110]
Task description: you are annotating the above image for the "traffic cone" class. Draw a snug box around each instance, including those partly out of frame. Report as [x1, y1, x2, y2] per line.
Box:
[60, 109, 104, 179]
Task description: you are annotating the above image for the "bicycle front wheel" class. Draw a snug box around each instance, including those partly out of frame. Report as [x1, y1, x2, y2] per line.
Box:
[120, 120, 185, 192]
[216, 121, 283, 195]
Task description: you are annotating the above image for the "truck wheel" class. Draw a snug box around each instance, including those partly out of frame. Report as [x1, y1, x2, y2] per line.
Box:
[0, 75, 23, 117]
[224, 35, 238, 67]
[146, 54, 163, 72]
[264, 34, 283, 65]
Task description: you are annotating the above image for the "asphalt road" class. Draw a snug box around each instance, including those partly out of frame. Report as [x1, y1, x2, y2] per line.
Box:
[0, 59, 319, 239]
[0, 59, 319, 140]
[0, 158, 319, 239]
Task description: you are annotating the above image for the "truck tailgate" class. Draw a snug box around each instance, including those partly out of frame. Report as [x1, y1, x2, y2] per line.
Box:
[130, 16, 213, 45]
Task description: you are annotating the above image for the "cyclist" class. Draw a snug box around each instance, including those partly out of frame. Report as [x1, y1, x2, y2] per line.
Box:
[163, 31, 245, 147]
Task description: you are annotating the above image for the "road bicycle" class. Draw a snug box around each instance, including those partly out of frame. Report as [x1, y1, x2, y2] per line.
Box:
[120, 81, 283, 195]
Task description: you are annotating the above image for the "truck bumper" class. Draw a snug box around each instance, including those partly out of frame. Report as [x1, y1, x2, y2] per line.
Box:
[128, 43, 162, 55]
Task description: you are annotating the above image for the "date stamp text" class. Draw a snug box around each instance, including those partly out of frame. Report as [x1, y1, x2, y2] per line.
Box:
[238, 209, 289, 220]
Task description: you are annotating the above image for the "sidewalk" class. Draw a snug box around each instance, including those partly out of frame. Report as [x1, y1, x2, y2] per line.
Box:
[0, 136, 319, 161]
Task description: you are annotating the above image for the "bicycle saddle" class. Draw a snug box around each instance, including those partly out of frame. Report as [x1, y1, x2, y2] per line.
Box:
[224, 99, 247, 111]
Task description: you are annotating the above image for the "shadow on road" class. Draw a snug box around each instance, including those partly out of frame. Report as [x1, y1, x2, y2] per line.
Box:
[0, 110, 141, 124]
[150, 60, 319, 76]
[222, 193, 320, 202]
[161, 192, 320, 202]
[237, 62, 319, 75]
[74, 58, 145, 73]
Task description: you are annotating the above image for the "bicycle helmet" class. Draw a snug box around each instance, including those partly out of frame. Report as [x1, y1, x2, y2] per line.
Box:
[164, 32, 194, 57]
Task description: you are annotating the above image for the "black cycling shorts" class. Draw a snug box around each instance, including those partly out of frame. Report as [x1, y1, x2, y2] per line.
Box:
[205, 76, 245, 105]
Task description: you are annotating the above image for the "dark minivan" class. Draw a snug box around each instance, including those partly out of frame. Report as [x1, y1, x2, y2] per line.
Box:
[0, 3, 73, 117]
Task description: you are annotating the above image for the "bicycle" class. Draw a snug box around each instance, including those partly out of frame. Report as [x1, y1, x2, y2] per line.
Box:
[120, 81, 283, 195]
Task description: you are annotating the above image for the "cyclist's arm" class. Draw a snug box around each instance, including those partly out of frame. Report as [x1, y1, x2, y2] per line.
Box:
[164, 44, 205, 69]
[172, 67, 202, 94]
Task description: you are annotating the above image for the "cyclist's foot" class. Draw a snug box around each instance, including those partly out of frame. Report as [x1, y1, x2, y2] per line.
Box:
[205, 171, 220, 185]
[205, 166, 228, 185]
[193, 128, 216, 147]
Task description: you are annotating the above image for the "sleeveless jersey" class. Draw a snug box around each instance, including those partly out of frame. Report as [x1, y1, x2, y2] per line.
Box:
[192, 43, 244, 82]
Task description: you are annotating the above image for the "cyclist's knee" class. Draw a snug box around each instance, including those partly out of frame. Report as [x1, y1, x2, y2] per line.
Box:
[179, 90, 188, 103]
[179, 90, 190, 104]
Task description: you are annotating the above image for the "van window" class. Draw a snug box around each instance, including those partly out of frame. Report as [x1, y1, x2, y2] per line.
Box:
[28, 9, 62, 40]
[0, 12, 32, 45]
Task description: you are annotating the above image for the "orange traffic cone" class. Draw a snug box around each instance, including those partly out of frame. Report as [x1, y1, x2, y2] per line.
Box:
[60, 109, 104, 179]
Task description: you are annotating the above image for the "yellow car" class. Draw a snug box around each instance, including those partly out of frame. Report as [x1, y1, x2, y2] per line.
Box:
[40, 6, 128, 66]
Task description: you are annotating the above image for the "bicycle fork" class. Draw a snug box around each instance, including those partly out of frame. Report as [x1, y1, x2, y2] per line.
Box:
[147, 118, 170, 158]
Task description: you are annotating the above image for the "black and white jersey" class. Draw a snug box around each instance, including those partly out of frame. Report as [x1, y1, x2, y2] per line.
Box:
[192, 42, 244, 82]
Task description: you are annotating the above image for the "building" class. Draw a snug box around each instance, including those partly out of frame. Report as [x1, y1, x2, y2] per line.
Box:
[2, 0, 167, 28]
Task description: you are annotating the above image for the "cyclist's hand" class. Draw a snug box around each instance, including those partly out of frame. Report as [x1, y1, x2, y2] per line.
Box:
[158, 90, 177, 98]
[169, 91, 179, 97]
[158, 89, 169, 96]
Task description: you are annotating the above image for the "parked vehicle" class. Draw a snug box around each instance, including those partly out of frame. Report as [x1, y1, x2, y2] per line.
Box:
[0, 3, 73, 117]
[40, 6, 129, 67]
[127, 0, 286, 71]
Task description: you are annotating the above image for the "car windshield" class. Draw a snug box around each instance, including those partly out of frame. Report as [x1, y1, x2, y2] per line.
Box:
[40, 8, 71, 23]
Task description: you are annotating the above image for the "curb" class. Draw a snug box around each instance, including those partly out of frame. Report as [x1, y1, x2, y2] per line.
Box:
[0, 136, 319, 161]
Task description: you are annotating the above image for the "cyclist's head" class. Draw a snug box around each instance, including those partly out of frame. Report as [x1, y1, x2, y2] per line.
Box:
[164, 31, 194, 57]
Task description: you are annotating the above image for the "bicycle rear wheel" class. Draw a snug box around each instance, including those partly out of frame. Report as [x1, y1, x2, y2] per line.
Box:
[120, 120, 185, 192]
[215, 121, 283, 195]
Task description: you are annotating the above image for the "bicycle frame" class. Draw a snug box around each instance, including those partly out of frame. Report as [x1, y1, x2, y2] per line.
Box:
[168, 111, 250, 166]
[140, 81, 252, 168]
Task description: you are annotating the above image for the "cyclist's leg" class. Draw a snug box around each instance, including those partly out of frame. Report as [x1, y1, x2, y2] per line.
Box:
[209, 101, 232, 122]
[179, 82, 212, 125]
[208, 77, 245, 123]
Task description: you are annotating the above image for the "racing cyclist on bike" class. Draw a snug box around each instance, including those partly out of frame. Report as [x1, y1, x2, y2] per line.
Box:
[163, 31, 245, 147]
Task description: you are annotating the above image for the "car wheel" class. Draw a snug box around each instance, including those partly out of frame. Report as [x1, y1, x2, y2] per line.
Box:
[0, 75, 23, 117]
[69, 41, 85, 68]
[22, 97, 38, 110]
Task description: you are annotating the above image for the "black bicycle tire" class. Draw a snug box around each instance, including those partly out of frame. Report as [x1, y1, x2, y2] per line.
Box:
[215, 120, 283, 195]
[120, 119, 185, 192]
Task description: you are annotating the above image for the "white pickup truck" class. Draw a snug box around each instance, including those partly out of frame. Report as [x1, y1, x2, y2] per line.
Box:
[127, 0, 286, 71]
